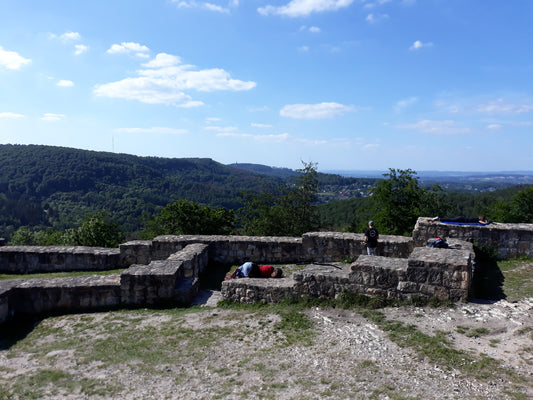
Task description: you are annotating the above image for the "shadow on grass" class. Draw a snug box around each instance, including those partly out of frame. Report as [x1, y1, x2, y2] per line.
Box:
[199, 263, 232, 291]
[470, 258, 506, 301]
[0, 315, 41, 350]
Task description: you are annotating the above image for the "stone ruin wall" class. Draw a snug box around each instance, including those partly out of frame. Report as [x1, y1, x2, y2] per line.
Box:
[1, 222, 532, 325]
[412, 217, 533, 259]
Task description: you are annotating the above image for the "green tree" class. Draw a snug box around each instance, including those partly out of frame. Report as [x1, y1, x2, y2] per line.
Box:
[371, 168, 426, 236]
[239, 161, 320, 236]
[484, 186, 533, 223]
[63, 212, 124, 247]
[9, 226, 37, 245]
[143, 199, 235, 237]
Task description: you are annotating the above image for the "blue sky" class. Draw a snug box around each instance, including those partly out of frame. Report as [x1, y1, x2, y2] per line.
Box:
[1, 0, 532, 172]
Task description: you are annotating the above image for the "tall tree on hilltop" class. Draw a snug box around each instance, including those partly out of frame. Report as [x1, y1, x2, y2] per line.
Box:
[371, 168, 426, 236]
[142, 199, 235, 238]
[239, 161, 320, 237]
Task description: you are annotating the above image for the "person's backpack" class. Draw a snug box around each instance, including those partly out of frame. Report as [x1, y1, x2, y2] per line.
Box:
[426, 237, 448, 248]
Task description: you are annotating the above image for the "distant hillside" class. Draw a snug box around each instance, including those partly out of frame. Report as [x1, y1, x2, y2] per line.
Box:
[0, 144, 278, 235]
[228, 163, 297, 178]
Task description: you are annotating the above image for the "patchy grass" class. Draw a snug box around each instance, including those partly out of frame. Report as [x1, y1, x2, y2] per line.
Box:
[498, 259, 533, 301]
[0, 269, 124, 280]
[360, 309, 522, 383]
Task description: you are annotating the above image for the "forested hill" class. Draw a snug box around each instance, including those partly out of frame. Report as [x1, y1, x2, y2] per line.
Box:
[0, 144, 280, 234]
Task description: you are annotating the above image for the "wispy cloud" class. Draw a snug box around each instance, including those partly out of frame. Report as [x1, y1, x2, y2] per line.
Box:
[476, 98, 533, 114]
[218, 132, 290, 143]
[172, 0, 235, 13]
[409, 40, 434, 51]
[74, 44, 88, 55]
[41, 113, 66, 121]
[363, 0, 392, 8]
[280, 102, 356, 119]
[366, 13, 389, 23]
[94, 52, 256, 107]
[251, 122, 272, 128]
[0, 112, 25, 119]
[394, 96, 418, 113]
[49, 31, 81, 41]
[396, 119, 470, 135]
[107, 42, 150, 57]
[0, 46, 31, 70]
[300, 25, 321, 33]
[114, 127, 188, 134]
[258, 0, 354, 17]
[205, 125, 239, 133]
[57, 80, 74, 87]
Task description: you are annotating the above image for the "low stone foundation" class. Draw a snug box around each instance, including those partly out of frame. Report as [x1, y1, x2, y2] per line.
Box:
[0, 246, 122, 274]
[3, 219, 529, 324]
[0, 244, 209, 324]
[221, 239, 474, 304]
[121, 243, 209, 306]
[412, 217, 533, 259]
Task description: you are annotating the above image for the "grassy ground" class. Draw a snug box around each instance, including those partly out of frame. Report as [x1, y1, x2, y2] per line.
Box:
[0, 258, 531, 399]
[497, 258, 533, 301]
[0, 269, 125, 281]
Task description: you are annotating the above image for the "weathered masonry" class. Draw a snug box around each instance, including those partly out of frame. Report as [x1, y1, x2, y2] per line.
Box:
[1, 220, 532, 325]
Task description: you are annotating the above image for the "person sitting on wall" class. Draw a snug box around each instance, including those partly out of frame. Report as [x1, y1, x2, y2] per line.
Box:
[427, 215, 492, 225]
[225, 262, 283, 280]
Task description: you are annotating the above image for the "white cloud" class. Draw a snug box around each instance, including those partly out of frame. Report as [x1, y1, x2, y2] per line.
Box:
[394, 96, 418, 113]
[173, 0, 234, 13]
[205, 125, 239, 133]
[114, 127, 188, 134]
[309, 26, 321, 33]
[143, 53, 182, 68]
[251, 122, 272, 128]
[409, 40, 433, 51]
[218, 132, 290, 143]
[57, 80, 74, 87]
[280, 102, 356, 119]
[0, 46, 31, 70]
[49, 31, 82, 41]
[74, 44, 88, 55]
[366, 13, 389, 23]
[0, 112, 25, 119]
[258, 0, 354, 17]
[396, 119, 470, 135]
[486, 124, 503, 130]
[41, 113, 66, 121]
[107, 42, 150, 57]
[60, 31, 81, 41]
[363, 0, 392, 8]
[95, 52, 256, 106]
[476, 98, 533, 114]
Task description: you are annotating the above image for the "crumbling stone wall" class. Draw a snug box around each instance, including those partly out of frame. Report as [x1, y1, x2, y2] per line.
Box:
[121, 243, 209, 306]
[412, 218, 533, 259]
[222, 240, 474, 304]
[1, 274, 121, 320]
[302, 232, 413, 261]
[0, 246, 122, 274]
[0, 244, 209, 325]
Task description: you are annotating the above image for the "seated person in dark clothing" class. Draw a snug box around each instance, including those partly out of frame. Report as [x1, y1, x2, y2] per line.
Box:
[428, 215, 491, 225]
[225, 262, 283, 280]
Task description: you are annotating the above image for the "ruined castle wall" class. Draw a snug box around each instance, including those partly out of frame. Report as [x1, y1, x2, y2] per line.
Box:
[221, 240, 474, 304]
[412, 218, 533, 259]
[302, 232, 413, 262]
[149, 235, 305, 265]
[120, 243, 209, 307]
[4, 274, 121, 318]
[0, 246, 122, 274]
